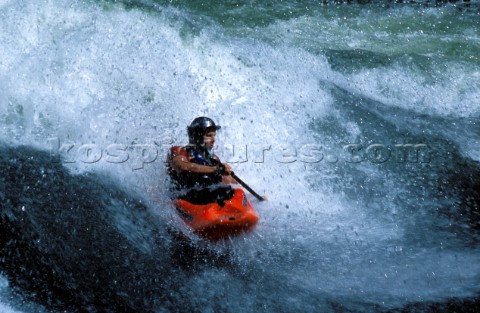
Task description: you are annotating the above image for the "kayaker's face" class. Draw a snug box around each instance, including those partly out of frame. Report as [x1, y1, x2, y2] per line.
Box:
[203, 130, 216, 151]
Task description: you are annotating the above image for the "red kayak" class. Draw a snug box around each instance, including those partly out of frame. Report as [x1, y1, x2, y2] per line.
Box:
[173, 188, 259, 241]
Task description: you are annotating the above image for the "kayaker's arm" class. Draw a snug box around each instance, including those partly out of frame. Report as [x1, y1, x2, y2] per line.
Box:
[170, 149, 236, 181]
[170, 155, 219, 174]
[222, 175, 237, 184]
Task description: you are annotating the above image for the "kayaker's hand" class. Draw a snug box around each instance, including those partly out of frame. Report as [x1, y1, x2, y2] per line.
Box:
[223, 163, 233, 175]
[216, 163, 232, 175]
[216, 163, 227, 175]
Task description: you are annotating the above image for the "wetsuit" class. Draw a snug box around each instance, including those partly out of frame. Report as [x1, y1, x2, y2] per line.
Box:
[167, 145, 234, 205]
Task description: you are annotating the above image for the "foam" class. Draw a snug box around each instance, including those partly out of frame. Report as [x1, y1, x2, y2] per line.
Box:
[0, 303, 23, 313]
[344, 64, 480, 118]
[0, 277, 24, 313]
[260, 8, 480, 118]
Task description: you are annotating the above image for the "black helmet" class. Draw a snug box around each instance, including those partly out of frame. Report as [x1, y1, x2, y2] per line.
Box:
[187, 117, 221, 145]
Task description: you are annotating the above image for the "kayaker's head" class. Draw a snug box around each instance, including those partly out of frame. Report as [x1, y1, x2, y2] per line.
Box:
[187, 117, 221, 152]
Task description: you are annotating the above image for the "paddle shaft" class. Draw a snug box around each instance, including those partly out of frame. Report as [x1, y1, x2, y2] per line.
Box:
[231, 172, 265, 201]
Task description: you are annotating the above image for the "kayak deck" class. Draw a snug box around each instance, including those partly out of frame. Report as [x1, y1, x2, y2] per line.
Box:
[173, 188, 259, 240]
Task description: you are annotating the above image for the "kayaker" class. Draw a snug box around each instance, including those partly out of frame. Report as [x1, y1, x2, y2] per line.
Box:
[167, 117, 237, 204]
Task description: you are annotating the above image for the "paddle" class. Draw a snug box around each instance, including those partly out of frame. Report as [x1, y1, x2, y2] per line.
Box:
[230, 172, 265, 201]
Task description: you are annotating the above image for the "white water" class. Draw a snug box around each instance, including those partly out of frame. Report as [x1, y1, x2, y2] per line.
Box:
[1, 0, 479, 311]
[0, 275, 50, 313]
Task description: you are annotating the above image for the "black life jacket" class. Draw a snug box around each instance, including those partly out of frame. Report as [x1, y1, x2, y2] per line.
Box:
[167, 145, 223, 191]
